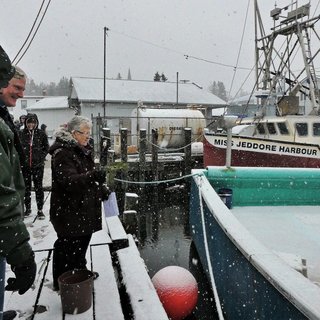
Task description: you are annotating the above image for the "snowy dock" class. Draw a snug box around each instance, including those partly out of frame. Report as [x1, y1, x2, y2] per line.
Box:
[4, 193, 168, 320]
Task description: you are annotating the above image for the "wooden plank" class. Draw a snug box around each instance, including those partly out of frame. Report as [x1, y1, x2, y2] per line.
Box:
[117, 235, 169, 320]
[90, 244, 125, 320]
[105, 216, 128, 251]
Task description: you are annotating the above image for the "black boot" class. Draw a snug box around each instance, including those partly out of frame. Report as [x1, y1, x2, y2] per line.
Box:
[24, 208, 31, 217]
[3, 310, 17, 320]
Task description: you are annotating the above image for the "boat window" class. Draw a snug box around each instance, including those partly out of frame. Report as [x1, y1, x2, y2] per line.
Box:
[277, 122, 289, 135]
[313, 123, 320, 136]
[295, 123, 308, 136]
[257, 123, 265, 134]
[266, 122, 276, 134]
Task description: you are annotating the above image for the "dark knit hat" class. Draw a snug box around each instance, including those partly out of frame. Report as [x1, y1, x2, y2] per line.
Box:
[0, 46, 15, 88]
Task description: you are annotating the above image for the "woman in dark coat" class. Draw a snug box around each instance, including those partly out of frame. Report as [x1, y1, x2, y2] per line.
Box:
[49, 116, 107, 290]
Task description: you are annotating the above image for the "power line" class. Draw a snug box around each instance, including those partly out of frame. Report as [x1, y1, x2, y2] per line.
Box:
[13, 0, 52, 65]
[228, 0, 251, 99]
[109, 28, 252, 72]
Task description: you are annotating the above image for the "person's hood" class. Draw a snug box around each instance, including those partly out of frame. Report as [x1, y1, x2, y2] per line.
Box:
[0, 46, 15, 89]
[24, 113, 39, 129]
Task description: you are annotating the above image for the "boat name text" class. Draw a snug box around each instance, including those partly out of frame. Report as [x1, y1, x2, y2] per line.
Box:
[214, 139, 317, 156]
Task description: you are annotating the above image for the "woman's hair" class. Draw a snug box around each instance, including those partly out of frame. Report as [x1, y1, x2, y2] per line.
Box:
[67, 116, 91, 132]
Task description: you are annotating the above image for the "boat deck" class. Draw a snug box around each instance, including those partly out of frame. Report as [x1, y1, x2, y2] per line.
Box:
[232, 205, 320, 284]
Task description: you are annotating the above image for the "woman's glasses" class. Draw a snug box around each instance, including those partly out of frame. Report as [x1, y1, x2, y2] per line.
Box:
[76, 130, 91, 136]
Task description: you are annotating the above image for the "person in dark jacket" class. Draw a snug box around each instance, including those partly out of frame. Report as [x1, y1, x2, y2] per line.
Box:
[0, 66, 28, 183]
[0, 46, 36, 320]
[40, 123, 47, 135]
[19, 113, 49, 218]
[49, 116, 108, 291]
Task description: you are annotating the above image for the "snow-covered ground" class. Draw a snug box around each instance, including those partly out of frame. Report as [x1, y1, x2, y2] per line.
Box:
[3, 190, 115, 319]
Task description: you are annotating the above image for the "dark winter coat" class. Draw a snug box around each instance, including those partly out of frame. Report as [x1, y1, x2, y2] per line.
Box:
[0, 104, 27, 175]
[19, 113, 49, 169]
[49, 127, 102, 237]
[0, 117, 33, 266]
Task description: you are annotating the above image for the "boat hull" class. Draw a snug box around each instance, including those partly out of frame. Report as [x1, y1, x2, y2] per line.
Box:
[204, 133, 320, 168]
[190, 167, 320, 319]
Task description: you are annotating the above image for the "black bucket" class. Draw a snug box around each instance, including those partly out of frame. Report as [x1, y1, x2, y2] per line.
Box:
[218, 188, 233, 209]
[58, 269, 94, 314]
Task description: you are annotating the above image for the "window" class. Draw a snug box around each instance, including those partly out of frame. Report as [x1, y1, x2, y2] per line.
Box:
[313, 123, 320, 136]
[21, 100, 27, 109]
[295, 123, 308, 136]
[257, 123, 265, 134]
[277, 122, 289, 135]
[266, 122, 276, 134]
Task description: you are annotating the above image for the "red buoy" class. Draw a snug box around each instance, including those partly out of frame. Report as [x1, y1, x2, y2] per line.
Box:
[152, 266, 198, 320]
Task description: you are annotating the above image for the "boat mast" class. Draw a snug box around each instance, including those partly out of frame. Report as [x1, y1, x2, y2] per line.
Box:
[255, 0, 320, 115]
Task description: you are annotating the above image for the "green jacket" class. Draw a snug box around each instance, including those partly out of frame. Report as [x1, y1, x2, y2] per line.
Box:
[0, 117, 33, 266]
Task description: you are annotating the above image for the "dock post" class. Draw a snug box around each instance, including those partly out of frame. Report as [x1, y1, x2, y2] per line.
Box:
[139, 129, 147, 185]
[118, 128, 128, 213]
[151, 129, 159, 202]
[120, 128, 128, 163]
[151, 129, 158, 183]
[184, 128, 192, 195]
[100, 127, 110, 166]
[184, 128, 192, 175]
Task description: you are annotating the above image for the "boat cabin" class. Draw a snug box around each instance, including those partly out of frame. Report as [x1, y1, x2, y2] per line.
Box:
[232, 115, 320, 144]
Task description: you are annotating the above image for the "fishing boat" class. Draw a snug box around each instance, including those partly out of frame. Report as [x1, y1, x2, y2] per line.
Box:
[190, 166, 320, 319]
[204, 0, 320, 168]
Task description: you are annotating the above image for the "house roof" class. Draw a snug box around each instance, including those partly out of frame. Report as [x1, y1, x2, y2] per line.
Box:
[70, 77, 226, 106]
[26, 96, 69, 110]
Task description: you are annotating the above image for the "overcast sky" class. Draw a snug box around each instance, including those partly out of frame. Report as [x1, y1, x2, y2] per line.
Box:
[0, 0, 314, 98]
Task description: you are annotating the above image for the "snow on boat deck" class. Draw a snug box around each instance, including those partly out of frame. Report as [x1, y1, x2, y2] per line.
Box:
[232, 205, 320, 283]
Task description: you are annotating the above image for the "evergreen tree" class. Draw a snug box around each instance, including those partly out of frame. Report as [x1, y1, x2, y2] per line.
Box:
[217, 81, 227, 101]
[160, 73, 168, 82]
[208, 80, 227, 101]
[127, 68, 132, 80]
[116, 73, 122, 80]
[56, 77, 69, 95]
[24, 76, 70, 96]
[154, 72, 161, 81]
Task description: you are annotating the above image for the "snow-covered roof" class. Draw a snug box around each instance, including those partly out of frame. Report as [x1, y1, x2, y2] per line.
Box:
[26, 96, 68, 110]
[70, 77, 226, 106]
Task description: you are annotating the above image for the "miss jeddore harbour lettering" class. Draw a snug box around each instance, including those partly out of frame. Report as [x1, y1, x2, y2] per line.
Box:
[214, 138, 318, 156]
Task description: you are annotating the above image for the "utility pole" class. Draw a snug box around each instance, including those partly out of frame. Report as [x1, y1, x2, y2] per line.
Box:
[103, 27, 109, 119]
[176, 72, 179, 105]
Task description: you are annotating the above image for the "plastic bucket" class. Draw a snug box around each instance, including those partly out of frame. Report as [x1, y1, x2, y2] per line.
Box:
[218, 188, 233, 209]
[58, 269, 94, 314]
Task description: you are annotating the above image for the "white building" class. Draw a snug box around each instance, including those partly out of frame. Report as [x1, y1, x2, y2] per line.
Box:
[23, 77, 227, 137]
[69, 77, 226, 120]
[8, 95, 45, 120]
[26, 96, 73, 136]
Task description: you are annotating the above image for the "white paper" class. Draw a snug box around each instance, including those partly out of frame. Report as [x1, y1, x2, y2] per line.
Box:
[103, 192, 120, 217]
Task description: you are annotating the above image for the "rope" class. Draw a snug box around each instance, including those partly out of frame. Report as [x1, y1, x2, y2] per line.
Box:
[104, 132, 204, 152]
[114, 172, 203, 185]
[144, 133, 204, 152]
[197, 175, 225, 320]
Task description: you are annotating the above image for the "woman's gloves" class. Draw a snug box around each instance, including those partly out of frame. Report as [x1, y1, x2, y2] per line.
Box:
[91, 169, 106, 184]
[5, 252, 36, 295]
